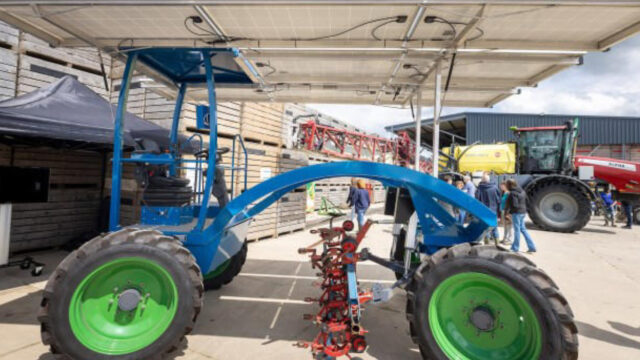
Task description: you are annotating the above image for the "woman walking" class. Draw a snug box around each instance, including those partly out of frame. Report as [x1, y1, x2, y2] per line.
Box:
[499, 181, 513, 245]
[505, 179, 536, 253]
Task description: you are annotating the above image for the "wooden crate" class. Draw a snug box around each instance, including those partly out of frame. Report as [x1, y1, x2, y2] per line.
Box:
[275, 150, 308, 233]
[6, 146, 104, 252]
[0, 143, 10, 165]
[240, 102, 285, 146]
[0, 22, 19, 100]
[276, 191, 306, 234]
[16, 33, 110, 99]
[104, 153, 143, 227]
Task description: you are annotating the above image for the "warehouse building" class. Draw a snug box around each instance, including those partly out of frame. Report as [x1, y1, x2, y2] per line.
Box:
[386, 112, 640, 162]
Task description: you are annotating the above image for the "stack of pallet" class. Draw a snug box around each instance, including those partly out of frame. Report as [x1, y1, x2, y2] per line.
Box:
[0, 144, 104, 252]
[275, 150, 308, 236]
[0, 23, 18, 100]
[0, 22, 116, 252]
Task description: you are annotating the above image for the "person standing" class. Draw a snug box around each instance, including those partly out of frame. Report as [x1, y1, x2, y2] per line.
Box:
[499, 181, 513, 245]
[462, 175, 477, 197]
[505, 179, 536, 253]
[455, 180, 465, 224]
[346, 178, 358, 221]
[621, 200, 633, 229]
[600, 188, 616, 227]
[354, 179, 371, 229]
[441, 175, 456, 217]
[475, 173, 501, 243]
[457, 175, 476, 225]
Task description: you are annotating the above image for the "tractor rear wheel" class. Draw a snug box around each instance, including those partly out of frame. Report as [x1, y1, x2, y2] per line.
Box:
[406, 244, 578, 360]
[39, 229, 204, 359]
[203, 241, 248, 291]
[527, 182, 591, 233]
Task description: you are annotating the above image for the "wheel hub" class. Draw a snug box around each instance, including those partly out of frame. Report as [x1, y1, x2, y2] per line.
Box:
[469, 306, 495, 332]
[118, 288, 142, 312]
[69, 257, 179, 355]
[552, 202, 564, 212]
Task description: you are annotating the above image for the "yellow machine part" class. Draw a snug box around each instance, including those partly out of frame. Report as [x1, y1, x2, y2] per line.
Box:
[441, 143, 517, 174]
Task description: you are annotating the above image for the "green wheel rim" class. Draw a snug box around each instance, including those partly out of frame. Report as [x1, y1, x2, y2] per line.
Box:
[428, 272, 542, 360]
[204, 259, 231, 280]
[69, 257, 179, 355]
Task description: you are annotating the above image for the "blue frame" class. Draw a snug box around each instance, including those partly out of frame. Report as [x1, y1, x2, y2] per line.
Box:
[108, 47, 497, 276]
[187, 161, 496, 273]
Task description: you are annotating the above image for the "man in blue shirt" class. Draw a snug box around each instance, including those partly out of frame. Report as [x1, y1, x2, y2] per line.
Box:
[476, 173, 501, 243]
[457, 175, 476, 225]
[354, 179, 371, 229]
[600, 188, 616, 227]
[462, 175, 477, 198]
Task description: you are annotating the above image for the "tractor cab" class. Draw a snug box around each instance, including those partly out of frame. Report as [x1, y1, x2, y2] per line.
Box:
[512, 118, 579, 175]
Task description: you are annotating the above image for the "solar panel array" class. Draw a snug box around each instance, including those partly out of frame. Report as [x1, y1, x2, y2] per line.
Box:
[1, 1, 640, 107]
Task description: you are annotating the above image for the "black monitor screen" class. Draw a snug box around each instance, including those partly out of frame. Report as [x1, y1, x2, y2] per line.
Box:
[0, 166, 50, 203]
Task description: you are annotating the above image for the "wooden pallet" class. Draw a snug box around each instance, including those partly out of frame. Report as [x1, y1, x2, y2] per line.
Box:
[241, 102, 285, 147]
[4, 145, 105, 252]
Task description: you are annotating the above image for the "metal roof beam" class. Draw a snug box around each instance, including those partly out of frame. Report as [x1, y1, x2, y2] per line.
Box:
[2, 1, 639, 5]
[58, 37, 597, 53]
[244, 51, 581, 65]
[598, 20, 640, 50]
[525, 64, 574, 86]
[264, 74, 538, 88]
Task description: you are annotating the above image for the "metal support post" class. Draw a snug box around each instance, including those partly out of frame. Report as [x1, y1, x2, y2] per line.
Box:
[432, 61, 442, 178]
[109, 53, 138, 231]
[169, 82, 187, 176]
[414, 87, 422, 170]
[196, 50, 218, 231]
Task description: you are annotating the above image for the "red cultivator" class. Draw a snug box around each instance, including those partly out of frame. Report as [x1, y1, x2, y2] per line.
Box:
[298, 220, 374, 359]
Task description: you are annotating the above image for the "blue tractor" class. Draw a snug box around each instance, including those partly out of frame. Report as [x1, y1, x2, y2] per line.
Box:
[38, 48, 577, 360]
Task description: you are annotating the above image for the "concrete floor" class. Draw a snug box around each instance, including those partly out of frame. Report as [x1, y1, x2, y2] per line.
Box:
[0, 214, 639, 359]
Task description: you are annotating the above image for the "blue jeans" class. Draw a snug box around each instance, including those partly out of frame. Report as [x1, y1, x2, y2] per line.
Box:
[356, 209, 367, 228]
[457, 210, 466, 225]
[511, 213, 536, 252]
[623, 203, 633, 227]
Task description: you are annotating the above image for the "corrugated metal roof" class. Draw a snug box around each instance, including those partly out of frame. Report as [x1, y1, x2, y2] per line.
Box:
[466, 113, 640, 145]
[387, 112, 640, 145]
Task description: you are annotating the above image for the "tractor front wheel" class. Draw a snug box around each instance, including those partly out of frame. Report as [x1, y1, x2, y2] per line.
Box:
[39, 229, 204, 359]
[406, 244, 578, 360]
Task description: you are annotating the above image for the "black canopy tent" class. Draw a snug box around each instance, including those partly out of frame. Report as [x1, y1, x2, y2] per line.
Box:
[0, 76, 198, 153]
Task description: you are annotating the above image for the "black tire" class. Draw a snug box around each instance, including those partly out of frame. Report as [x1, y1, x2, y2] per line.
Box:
[634, 207, 640, 225]
[38, 229, 204, 360]
[203, 241, 248, 291]
[148, 176, 190, 189]
[406, 244, 578, 360]
[143, 187, 193, 207]
[527, 181, 591, 233]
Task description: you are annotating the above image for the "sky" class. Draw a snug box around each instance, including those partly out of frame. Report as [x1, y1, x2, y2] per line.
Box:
[307, 33, 640, 137]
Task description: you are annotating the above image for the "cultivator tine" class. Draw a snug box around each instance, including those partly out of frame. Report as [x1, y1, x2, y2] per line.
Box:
[298, 220, 374, 359]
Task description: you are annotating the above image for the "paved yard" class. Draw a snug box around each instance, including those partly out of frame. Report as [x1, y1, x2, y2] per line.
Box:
[0, 214, 639, 359]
